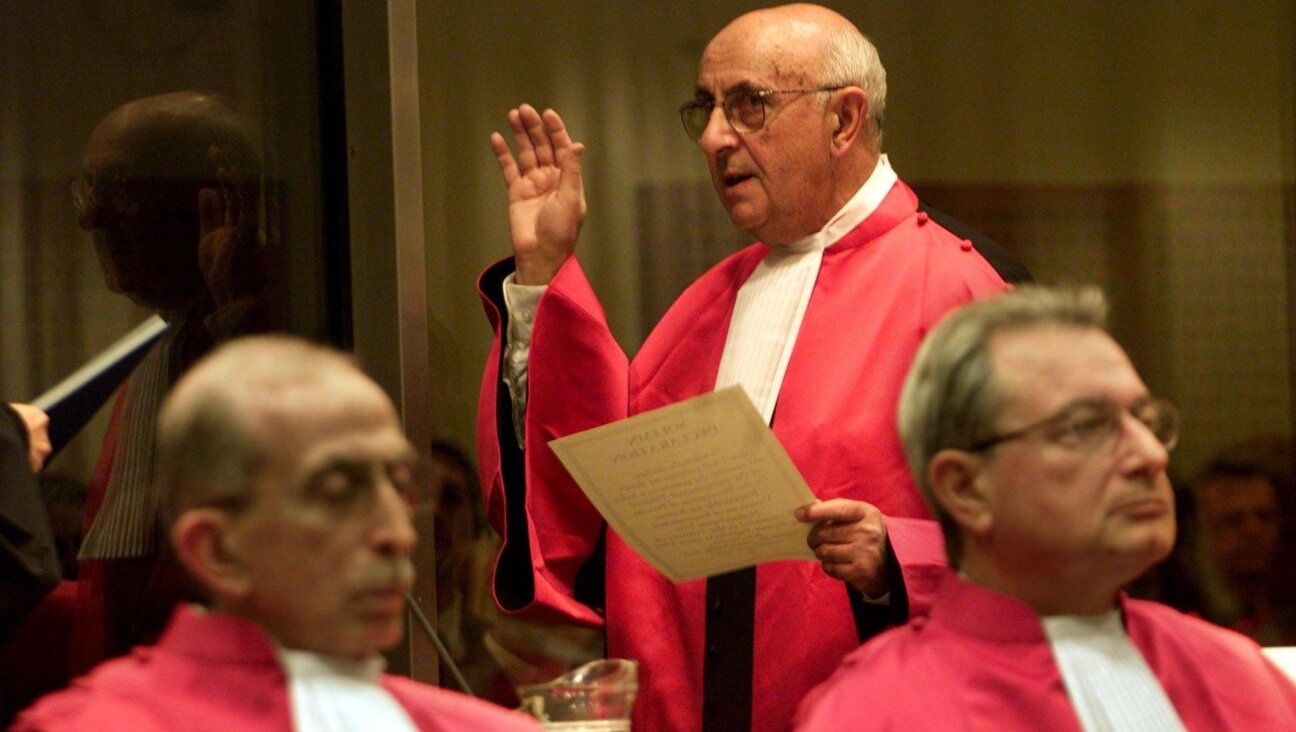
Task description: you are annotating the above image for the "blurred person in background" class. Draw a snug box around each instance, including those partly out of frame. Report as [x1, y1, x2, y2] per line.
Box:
[427, 440, 601, 707]
[1195, 434, 1296, 646]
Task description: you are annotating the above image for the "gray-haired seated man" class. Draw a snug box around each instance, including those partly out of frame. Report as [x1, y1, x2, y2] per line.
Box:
[15, 335, 541, 731]
[795, 285, 1296, 731]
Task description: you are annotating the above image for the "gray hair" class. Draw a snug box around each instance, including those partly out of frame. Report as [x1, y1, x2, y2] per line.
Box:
[820, 26, 887, 143]
[896, 285, 1108, 563]
[157, 335, 365, 529]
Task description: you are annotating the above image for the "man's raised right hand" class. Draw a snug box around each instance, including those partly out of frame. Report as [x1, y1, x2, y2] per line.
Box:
[490, 104, 586, 286]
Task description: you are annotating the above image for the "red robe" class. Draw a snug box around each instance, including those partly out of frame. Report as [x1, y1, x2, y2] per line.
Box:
[12, 605, 543, 731]
[476, 179, 1007, 731]
[794, 574, 1296, 731]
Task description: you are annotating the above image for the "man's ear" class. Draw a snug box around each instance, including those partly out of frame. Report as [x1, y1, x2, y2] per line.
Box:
[171, 508, 252, 601]
[928, 449, 994, 538]
[829, 87, 868, 154]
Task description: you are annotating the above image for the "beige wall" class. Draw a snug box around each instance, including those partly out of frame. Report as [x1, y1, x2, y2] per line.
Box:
[422, 1, 1294, 477]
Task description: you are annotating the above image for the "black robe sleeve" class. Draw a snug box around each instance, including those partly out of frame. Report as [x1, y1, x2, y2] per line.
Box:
[0, 404, 60, 644]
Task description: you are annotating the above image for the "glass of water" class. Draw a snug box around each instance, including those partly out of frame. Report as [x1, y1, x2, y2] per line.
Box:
[516, 658, 638, 731]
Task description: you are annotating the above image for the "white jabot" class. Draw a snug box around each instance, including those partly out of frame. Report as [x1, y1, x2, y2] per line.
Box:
[277, 647, 418, 732]
[714, 155, 897, 424]
[1041, 611, 1187, 732]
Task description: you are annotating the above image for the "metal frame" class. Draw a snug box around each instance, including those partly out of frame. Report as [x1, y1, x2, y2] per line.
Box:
[339, 0, 435, 682]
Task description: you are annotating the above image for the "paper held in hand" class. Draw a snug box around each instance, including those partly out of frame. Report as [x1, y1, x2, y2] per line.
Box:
[548, 386, 817, 583]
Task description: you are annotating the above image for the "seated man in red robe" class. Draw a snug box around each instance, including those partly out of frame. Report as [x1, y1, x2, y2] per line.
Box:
[14, 336, 541, 731]
[795, 285, 1296, 731]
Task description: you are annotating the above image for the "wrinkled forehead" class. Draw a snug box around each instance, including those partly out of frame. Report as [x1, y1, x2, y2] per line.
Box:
[698, 18, 824, 91]
[297, 420, 414, 479]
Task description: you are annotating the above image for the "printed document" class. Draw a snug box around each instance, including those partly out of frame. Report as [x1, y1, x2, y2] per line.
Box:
[549, 386, 817, 582]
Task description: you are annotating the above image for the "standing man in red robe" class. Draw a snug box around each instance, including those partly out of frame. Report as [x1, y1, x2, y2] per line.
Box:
[476, 5, 1015, 730]
[795, 285, 1296, 731]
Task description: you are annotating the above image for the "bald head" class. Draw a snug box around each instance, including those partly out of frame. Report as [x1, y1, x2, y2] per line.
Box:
[705, 4, 886, 146]
[691, 4, 887, 244]
[160, 335, 420, 658]
[158, 335, 393, 528]
[707, 5, 850, 63]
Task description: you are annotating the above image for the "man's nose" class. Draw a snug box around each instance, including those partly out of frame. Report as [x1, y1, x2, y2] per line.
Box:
[372, 480, 418, 556]
[699, 104, 738, 154]
[1118, 413, 1170, 478]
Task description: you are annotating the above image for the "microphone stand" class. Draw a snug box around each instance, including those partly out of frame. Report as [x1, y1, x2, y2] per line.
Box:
[405, 591, 475, 696]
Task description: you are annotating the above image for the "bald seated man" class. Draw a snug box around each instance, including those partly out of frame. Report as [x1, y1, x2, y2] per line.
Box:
[795, 286, 1296, 731]
[15, 336, 541, 731]
[477, 5, 1016, 730]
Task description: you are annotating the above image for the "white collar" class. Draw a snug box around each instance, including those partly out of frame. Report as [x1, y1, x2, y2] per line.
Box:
[1041, 611, 1187, 732]
[276, 646, 418, 732]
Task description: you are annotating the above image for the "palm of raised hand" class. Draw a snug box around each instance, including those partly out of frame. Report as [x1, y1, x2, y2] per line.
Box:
[507, 159, 570, 253]
[491, 104, 585, 285]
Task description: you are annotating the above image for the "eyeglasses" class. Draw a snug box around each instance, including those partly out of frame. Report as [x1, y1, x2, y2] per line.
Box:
[969, 397, 1180, 454]
[69, 173, 136, 217]
[678, 86, 845, 141]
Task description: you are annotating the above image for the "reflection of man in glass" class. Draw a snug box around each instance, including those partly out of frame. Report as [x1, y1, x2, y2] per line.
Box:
[74, 90, 262, 315]
[69, 90, 269, 670]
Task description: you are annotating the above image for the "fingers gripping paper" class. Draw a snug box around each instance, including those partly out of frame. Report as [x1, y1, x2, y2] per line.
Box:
[548, 386, 816, 582]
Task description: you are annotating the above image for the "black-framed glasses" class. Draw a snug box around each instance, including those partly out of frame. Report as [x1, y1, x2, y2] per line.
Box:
[969, 397, 1180, 454]
[678, 86, 845, 141]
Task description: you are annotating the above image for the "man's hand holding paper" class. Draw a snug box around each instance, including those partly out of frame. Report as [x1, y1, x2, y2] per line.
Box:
[796, 498, 891, 597]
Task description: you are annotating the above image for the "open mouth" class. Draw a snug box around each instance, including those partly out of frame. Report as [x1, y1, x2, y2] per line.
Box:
[722, 171, 754, 188]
